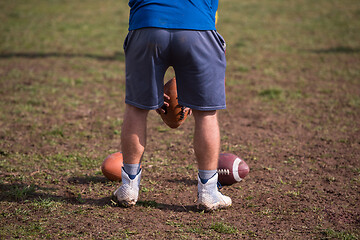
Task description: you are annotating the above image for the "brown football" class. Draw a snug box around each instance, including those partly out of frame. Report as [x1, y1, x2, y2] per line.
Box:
[101, 152, 123, 181]
[160, 77, 190, 128]
[217, 153, 250, 186]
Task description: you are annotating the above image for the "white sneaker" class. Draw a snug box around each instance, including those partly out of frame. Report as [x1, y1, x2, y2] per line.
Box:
[197, 173, 232, 211]
[113, 168, 141, 207]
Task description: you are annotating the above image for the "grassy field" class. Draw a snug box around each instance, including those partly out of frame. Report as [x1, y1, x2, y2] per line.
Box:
[1, 0, 359, 239]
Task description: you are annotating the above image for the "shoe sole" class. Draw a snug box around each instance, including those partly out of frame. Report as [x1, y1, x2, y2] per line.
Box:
[112, 195, 137, 207]
[198, 203, 232, 212]
[119, 200, 136, 207]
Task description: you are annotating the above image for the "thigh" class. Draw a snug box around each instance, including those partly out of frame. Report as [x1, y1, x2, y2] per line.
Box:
[124, 28, 171, 110]
[171, 30, 227, 111]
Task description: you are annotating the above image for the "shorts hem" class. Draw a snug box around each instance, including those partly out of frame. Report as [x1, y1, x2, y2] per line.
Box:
[178, 101, 226, 111]
[125, 99, 163, 110]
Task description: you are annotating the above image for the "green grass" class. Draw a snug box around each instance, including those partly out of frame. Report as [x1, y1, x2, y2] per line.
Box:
[137, 200, 159, 208]
[3, 184, 37, 201]
[210, 222, 238, 234]
[0, 0, 128, 54]
[259, 88, 283, 100]
[321, 228, 359, 240]
[31, 198, 64, 212]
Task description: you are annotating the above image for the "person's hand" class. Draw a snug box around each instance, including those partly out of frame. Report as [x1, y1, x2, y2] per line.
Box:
[156, 93, 192, 116]
[156, 93, 170, 114]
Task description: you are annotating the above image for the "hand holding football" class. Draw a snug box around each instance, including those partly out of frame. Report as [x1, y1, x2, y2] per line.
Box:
[160, 77, 190, 128]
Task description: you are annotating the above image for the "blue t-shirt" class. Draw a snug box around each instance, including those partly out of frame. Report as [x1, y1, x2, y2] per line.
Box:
[128, 0, 218, 31]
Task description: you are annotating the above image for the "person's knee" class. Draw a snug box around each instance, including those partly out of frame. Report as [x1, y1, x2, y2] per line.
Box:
[192, 110, 217, 120]
[126, 104, 149, 117]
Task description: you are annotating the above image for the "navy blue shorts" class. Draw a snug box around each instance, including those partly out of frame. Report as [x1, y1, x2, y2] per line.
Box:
[124, 28, 226, 111]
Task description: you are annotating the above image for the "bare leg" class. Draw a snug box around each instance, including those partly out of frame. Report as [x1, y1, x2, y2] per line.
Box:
[193, 110, 220, 170]
[114, 104, 147, 206]
[194, 110, 231, 210]
[121, 104, 149, 164]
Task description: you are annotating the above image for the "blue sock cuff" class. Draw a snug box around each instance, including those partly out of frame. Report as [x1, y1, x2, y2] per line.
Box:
[123, 163, 141, 180]
[198, 169, 217, 184]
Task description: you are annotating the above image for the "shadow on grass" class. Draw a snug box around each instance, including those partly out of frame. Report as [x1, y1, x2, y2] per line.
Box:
[0, 182, 107, 205]
[68, 175, 108, 184]
[135, 200, 199, 213]
[0, 51, 125, 61]
[0, 182, 200, 212]
[0, 183, 56, 202]
[308, 46, 360, 54]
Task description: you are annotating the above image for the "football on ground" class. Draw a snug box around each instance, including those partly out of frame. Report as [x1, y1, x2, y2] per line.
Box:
[218, 153, 250, 185]
[101, 152, 123, 181]
[160, 77, 190, 128]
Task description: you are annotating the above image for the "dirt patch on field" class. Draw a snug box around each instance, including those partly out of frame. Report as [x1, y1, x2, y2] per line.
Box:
[0, 52, 359, 239]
